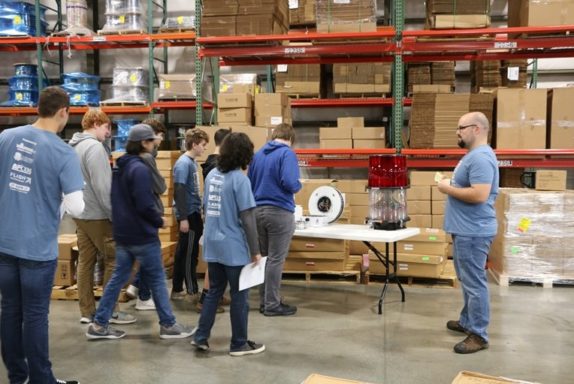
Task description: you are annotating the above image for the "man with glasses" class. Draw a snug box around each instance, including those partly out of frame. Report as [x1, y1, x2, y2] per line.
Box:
[437, 111, 499, 354]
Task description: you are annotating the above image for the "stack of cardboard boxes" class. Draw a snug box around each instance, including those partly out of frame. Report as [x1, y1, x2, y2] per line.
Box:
[500, 59, 528, 88]
[431, 62, 456, 89]
[409, 93, 494, 148]
[201, 0, 289, 36]
[218, 93, 253, 126]
[157, 74, 197, 100]
[407, 63, 432, 93]
[490, 186, 574, 282]
[426, 0, 491, 29]
[319, 117, 383, 149]
[471, 61, 501, 92]
[316, 0, 377, 33]
[333, 63, 391, 96]
[289, 0, 316, 26]
[156, 151, 180, 245]
[54, 234, 78, 286]
[254, 93, 292, 127]
[548, 87, 574, 149]
[276, 64, 321, 97]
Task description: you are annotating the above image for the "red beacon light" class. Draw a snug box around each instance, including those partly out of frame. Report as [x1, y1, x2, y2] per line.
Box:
[367, 155, 409, 230]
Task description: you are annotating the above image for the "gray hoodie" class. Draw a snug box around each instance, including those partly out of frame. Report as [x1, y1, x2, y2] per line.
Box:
[69, 132, 112, 220]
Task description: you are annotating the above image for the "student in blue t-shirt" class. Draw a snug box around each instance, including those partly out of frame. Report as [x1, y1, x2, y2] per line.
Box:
[437, 111, 499, 355]
[0, 87, 85, 384]
[171, 128, 209, 301]
[192, 132, 265, 356]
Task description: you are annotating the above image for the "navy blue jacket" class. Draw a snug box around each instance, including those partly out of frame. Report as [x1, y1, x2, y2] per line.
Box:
[112, 154, 163, 245]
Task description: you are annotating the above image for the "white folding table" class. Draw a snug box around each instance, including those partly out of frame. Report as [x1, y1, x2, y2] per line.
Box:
[293, 224, 420, 314]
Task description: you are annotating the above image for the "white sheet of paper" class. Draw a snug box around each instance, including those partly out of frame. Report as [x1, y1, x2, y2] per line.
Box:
[239, 257, 267, 291]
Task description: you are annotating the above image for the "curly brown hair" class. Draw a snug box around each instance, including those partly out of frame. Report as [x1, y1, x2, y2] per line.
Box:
[217, 132, 254, 173]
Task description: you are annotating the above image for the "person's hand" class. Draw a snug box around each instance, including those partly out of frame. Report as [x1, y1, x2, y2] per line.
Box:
[179, 219, 190, 233]
[437, 178, 451, 194]
[251, 254, 262, 265]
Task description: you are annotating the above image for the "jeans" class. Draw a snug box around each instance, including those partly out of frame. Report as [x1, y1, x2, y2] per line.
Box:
[452, 235, 493, 342]
[0, 253, 57, 384]
[173, 212, 203, 294]
[255, 206, 295, 310]
[94, 241, 175, 327]
[131, 271, 151, 301]
[73, 219, 117, 317]
[194, 262, 249, 350]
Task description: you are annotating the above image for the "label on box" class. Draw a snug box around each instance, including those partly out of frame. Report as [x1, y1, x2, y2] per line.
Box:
[14, 15, 22, 25]
[177, 16, 184, 25]
[517, 217, 531, 233]
[119, 15, 126, 24]
[277, 64, 288, 73]
[163, 81, 171, 89]
[334, 0, 351, 3]
[507, 67, 519, 81]
[289, 0, 299, 9]
[270, 116, 283, 125]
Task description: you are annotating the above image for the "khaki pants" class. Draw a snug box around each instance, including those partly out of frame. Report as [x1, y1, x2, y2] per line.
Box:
[74, 219, 117, 318]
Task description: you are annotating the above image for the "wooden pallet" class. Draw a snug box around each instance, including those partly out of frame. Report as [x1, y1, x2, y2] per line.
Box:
[489, 269, 574, 288]
[159, 27, 195, 34]
[51, 284, 130, 302]
[366, 260, 459, 288]
[286, 94, 321, 99]
[97, 29, 146, 36]
[335, 93, 390, 98]
[282, 270, 361, 283]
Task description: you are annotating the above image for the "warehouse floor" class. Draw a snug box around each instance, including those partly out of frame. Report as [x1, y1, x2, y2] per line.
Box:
[1, 276, 573, 384]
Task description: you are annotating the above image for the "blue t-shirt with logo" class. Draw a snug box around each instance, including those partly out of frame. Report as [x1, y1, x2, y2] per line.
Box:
[444, 145, 499, 237]
[203, 169, 256, 267]
[0, 125, 84, 261]
[173, 154, 202, 219]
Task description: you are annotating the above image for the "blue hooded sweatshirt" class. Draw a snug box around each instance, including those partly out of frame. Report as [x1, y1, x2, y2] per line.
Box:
[112, 154, 164, 246]
[248, 140, 302, 212]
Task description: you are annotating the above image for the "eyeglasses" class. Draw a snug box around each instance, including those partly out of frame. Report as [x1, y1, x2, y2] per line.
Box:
[456, 124, 477, 131]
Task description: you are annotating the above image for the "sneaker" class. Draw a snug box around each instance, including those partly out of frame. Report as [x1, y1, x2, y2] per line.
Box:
[447, 320, 468, 334]
[195, 301, 224, 314]
[229, 340, 265, 356]
[86, 323, 126, 340]
[159, 323, 196, 339]
[135, 298, 156, 311]
[170, 290, 187, 301]
[56, 380, 80, 384]
[263, 303, 297, 317]
[126, 284, 139, 299]
[185, 292, 201, 304]
[79, 316, 93, 324]
[191, 339, 210, 351]
[109, 311, 137, 325]
[454, 334, 489, 354]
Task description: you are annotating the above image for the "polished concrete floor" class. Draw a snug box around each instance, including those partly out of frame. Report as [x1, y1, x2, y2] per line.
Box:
[1, 276, 573, 384]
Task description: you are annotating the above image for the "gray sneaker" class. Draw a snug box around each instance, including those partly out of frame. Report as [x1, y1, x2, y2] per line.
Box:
[159, 323, 196, 339]
[86, 323, 126, 340]
[229, 340, 265, 356]
[191, 339, 210, 351]
[109, 311, 136, 325]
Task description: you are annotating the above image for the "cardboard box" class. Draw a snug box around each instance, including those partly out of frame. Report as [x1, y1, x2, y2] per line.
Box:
[337, 117, 364, 129]
[320, 127, 352, 140]
[430, 14, 490, 29]
[58, 235, 77, 260]
[397, 240, 448, 256]
[54, 259, 76, 286]
[548, 87, 574, 149]
[412, 84, 453, 93]
[303, 373, 375, 384]
[535, 170, 567, 191]
[254, 92, 289, 106]
[370, 252, 446, 278]
[432, 214, 444, 229]
[408, 200, 431, 215]
[431, 186, 447, 201]
[404, 227, 448, 242]
[283, 258, 346, 271]
[451, 371, 539, 384]
[410, 171, 450, 186]
[353, 139, 386, 149]
[350, 179, 368, 193]
[218, 108, 252, 124]
[508, 0, 574, 27]
[351, 126, 385, 139]
[255, 115, 291, 127]
[409, 185, 432, 201]
[320, 139, 353, 149]
[348, 192, 369, 206]
[158, 74, 197, 99]
[496, 88, 547, 149]
[406, 214, 432, 228]
[290, 237, 346, 252]
[432, 200, 445, 214]
[218, 93, 252, 109]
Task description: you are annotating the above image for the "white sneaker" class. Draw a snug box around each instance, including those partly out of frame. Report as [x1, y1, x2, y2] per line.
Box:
[79, 316, 93, 324]
[126, 285, 139, 299]
[135, 298, 156, 311]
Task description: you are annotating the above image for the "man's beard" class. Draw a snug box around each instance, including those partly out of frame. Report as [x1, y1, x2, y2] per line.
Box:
[457, 138, 466, 149]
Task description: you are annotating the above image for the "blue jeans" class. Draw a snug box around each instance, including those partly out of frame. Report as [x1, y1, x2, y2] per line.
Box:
[94, 241, 175, 327]
[452, 235, 493, 342]
[0, 253, 57, 384]
[194, 262, 249, 350]
[131, 271, 151, 301]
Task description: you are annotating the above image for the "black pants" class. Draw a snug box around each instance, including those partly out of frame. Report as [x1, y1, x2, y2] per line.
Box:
[172, 212, 203, 294]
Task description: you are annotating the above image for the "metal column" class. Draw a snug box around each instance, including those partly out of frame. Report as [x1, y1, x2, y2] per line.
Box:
[391, 0, 405, 152]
